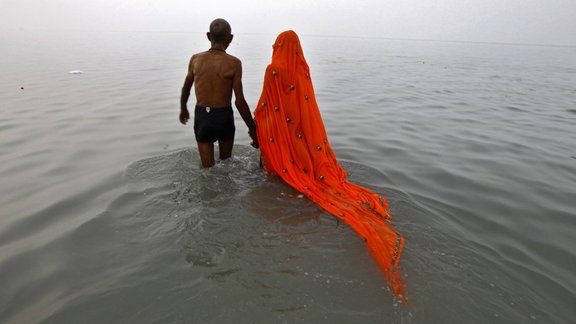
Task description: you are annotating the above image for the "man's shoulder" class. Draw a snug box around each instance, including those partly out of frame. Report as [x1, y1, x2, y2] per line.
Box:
[192, 51, 209, 59]
[225, 53, 242, 64]
[190, 52, 202, 63]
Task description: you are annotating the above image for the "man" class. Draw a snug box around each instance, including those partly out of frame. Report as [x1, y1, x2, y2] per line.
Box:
[180, 18, 258, 168]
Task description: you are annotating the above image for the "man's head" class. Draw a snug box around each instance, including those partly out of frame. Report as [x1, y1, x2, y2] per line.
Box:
[207, 18, 233, 45]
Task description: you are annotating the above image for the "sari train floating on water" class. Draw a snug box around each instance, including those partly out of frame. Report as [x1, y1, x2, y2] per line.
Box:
[254, 31, 406, 299]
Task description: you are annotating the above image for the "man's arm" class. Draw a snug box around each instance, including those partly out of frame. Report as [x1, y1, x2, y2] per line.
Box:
[232, 60, 259, 148]
[179, 57, 194, 125]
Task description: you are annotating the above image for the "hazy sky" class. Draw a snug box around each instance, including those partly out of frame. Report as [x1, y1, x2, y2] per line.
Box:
[1, 0, 575, 46]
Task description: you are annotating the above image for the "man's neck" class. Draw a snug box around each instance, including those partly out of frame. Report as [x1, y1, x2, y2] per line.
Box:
[209, 44, 227, 52]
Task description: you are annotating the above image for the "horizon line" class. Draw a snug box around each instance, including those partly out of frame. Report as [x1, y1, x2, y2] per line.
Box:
[7, 27, 576, 48]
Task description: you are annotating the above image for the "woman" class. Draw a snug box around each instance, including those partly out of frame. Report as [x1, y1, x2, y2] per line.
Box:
[254, 31, 406, 300]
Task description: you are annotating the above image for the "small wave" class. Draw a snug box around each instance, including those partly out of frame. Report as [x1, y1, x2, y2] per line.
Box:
[504, 105, 528, 113]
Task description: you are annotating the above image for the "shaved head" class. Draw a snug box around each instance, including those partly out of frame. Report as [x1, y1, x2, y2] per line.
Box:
[209, 18, 232, 42]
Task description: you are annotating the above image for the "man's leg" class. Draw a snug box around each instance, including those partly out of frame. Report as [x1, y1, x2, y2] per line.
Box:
[197, 141, 215, 168]
[218, 138, 234, 161]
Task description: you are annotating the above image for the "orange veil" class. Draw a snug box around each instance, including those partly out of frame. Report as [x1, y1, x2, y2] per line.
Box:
[254, 31, 406, 299]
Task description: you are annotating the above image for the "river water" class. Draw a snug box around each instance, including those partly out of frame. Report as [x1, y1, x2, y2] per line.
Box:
[1, 30, 575, 323]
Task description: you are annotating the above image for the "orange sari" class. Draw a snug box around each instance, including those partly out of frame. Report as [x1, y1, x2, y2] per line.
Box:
[254, 31, 406, 300]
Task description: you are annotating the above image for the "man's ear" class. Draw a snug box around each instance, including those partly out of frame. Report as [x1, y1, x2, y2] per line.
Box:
[206, 32, 212, 41]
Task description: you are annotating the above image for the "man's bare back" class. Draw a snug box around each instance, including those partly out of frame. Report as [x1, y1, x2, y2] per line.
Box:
[191, 50, 238, 108]
[179, 19, 258, 168]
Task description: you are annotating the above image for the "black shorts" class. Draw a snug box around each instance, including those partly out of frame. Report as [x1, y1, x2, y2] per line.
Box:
[194, 106, 235, 143]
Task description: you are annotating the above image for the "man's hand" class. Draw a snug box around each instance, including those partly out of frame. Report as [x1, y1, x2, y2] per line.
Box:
[179, 109, 190, 125]
[249, 128, 259, 148]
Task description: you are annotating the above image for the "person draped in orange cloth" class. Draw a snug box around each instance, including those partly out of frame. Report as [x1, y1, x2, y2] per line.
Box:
[254, 30, 406, 300]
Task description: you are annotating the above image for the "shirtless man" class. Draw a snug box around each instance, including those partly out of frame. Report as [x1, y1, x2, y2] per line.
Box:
[180, 18, 258, 168]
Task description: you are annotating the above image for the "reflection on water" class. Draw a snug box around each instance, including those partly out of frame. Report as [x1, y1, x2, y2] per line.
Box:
[0, 30, 575, 323]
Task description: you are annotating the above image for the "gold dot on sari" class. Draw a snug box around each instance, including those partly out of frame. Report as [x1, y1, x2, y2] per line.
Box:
[290, 85, 295, 90]
[261, 101, 266, 107]
[269, 137, 274, 142]
[305, 95, 309, 100]
[286, 117, 291, 123]
[319, 175, 325, 180]
[272, 70, 277, 76]
[274, 106, 279, 112]
[316, 146, 322, 151]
